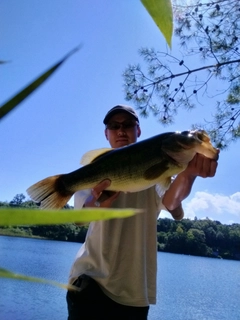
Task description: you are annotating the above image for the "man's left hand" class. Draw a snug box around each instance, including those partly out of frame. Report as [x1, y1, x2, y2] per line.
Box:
[185, 152, 219, 178]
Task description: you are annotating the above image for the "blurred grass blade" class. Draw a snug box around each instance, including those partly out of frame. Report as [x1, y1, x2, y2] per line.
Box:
[0, 267, 80, 291]
[0, 207, 140, 226]
[0, 45, 82, 120]
[141, 0, 173, 48]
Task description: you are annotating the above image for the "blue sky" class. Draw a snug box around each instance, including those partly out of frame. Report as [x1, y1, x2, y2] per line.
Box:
[1, 0, 239, 224]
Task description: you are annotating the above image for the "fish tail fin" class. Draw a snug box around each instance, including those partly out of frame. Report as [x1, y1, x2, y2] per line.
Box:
[27, 174, 73, 209]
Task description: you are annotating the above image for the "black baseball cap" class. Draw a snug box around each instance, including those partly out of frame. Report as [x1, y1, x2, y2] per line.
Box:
[103, 105, 139, 124]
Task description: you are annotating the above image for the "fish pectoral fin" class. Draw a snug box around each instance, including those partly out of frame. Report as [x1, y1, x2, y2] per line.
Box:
[143, 161, 170, 181]
[80, 148, 114, 165]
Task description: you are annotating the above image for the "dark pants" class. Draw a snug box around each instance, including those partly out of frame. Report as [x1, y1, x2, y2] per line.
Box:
[66, 275, 149, 320]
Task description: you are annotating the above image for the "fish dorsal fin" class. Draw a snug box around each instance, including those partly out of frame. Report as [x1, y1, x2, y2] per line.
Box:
[80, 148, 114, 165]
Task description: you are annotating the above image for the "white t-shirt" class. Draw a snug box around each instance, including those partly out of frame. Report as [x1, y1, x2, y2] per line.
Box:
[68, 187, 165, 307]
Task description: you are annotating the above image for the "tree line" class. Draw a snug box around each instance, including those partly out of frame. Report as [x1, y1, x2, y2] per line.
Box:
[1, 194, 239, 261]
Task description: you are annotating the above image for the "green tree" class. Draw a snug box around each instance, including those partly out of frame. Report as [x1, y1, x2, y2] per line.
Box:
[9, 194, 26, 206]
[21, 200, 39, 208]
[186, 228, 208, 256]
[157, 217, 176, 232]
[0, 201, 9, 208]
[205, 226, 217, 247]
[216, 230, 225, 247]
[228, 229, 240, 256]
[164, 231, 187, 253]
[123, 0, 240, 148]
[181, 218, 193, 231]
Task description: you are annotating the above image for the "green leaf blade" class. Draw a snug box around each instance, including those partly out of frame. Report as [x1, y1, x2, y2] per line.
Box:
[0, 207, 140, 226]
[0, 267, 79, 291]
[0, 45, 82, 120]
[141, 0, 173, 48]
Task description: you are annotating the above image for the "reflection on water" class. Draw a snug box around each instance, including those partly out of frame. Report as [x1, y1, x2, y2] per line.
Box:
[0, 236, 239, 320]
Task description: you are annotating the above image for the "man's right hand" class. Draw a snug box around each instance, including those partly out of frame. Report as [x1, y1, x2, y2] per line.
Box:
[84, 179, 120, 208]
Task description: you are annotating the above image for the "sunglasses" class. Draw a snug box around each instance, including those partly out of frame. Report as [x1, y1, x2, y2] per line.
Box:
[106, 120, 139, 130]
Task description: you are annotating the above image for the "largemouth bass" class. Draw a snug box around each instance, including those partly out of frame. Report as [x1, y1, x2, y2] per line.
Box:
[27, 130, 218, 209]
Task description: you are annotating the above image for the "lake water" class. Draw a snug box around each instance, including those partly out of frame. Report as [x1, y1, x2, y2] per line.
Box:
[0, 235, 239, 320]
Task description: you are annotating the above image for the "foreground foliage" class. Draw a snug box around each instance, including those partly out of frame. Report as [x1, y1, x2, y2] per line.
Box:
[1, 194, 239, 261]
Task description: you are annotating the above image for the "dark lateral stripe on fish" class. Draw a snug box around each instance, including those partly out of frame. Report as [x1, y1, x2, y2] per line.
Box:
[143, 161, 170, 180]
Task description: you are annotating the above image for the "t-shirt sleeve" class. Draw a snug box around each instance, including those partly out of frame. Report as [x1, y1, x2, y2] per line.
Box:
[74, 189, 91, 209]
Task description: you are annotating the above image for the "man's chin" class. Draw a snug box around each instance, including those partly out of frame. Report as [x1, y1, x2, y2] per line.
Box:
[115, 140, 129, 147]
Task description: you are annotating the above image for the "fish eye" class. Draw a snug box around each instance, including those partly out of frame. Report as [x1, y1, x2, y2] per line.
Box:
[181, 130, 191, 136]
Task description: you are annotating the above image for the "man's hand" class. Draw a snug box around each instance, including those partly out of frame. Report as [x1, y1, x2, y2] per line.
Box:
[84, 179, 120, 208]
[184, 152, 219, 178]
[162, 151, 219, 218]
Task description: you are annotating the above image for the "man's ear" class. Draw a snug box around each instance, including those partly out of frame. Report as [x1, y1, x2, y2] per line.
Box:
[137, 126, 141, 138]
[105, 129, 109, 140]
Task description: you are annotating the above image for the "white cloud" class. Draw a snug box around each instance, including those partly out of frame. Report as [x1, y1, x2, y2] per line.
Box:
[183, 191, 240, 224]
[231, 192, 240, 202]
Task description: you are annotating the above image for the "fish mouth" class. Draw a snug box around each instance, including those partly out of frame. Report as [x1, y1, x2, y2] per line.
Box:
[162, 129, 219, 163]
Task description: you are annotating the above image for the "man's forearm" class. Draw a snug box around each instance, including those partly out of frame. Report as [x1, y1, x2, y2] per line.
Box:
[161, 152, 218, 221]
[162, 172, 196, 216]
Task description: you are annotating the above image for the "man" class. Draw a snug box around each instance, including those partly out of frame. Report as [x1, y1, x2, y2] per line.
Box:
[67, 105, 219, 320]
